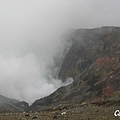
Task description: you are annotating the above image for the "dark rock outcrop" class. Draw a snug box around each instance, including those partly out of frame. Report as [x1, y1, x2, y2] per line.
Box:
[0, 95, 29, 112]
[14, 101, 29, 112]
[30, 26, 120, 111]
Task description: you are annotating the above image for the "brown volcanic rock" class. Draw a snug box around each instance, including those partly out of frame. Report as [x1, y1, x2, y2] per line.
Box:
[0, 104, 120, 120]
[59, 26, 120, 81]
[30, 26, 120, 111]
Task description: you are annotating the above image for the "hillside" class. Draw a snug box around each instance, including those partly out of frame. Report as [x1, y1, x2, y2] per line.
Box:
[30, 26, 120, 110]
[0, 95, 29, 112]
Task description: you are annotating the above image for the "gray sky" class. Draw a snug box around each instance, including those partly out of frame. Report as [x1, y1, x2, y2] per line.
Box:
[0, 0, 120, 104]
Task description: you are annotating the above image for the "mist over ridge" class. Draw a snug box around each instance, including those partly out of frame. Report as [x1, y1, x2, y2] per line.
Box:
[0, 0, 120, 104]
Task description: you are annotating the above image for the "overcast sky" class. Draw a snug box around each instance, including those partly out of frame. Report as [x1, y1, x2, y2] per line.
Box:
[0, 0, 120, 104]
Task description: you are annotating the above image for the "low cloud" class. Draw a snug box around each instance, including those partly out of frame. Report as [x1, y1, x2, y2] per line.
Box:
[0, 51, 73, 104]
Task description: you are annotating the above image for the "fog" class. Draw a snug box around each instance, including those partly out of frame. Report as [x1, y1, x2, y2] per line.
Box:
[0, 0, 120, 104]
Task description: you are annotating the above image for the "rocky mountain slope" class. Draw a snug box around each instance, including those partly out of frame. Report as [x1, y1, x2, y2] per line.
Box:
[1, 26, 119, 114]
[0, 95, 29, 112]
[30, 26, 120, 111]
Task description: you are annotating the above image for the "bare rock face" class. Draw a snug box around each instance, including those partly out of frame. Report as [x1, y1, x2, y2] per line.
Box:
[58, 26, 120, 80]
[30, 26, 120, 111]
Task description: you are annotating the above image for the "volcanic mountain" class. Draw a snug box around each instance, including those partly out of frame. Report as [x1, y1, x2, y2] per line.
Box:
[30, 26, 120, 110]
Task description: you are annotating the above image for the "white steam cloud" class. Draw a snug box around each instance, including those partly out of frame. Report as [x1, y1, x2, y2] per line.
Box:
[0, 0, 120, 104]
[0, 52, 73, 104]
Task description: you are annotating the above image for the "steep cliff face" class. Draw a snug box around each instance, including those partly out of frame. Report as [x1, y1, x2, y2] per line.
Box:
[30, 26, 120, 110]
[59, 26, 120, 80]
